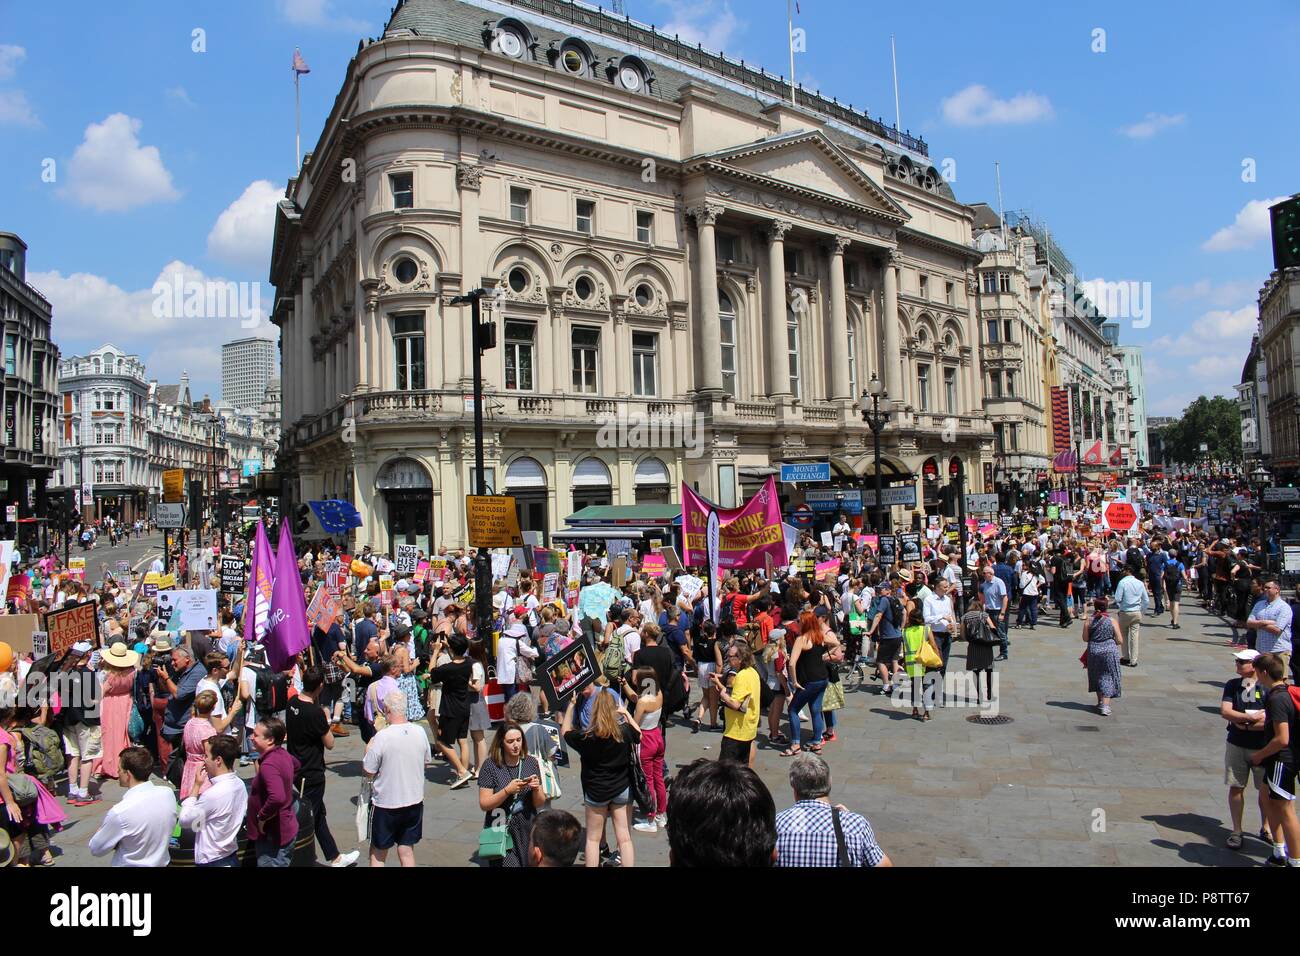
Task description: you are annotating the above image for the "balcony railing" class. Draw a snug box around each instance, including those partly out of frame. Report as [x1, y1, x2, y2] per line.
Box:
[802, 405, 839, 423]
[734, 401, 777, 421]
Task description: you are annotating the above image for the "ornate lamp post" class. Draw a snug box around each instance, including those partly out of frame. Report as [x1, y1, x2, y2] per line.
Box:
[860, 373, 890, 534]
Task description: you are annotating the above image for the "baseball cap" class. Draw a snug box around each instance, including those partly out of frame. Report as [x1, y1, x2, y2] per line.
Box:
[513, 604, 529, 618]
[1233, 648, 1260, 661]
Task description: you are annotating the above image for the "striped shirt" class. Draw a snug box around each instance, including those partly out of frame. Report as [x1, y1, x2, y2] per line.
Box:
[775, 800, 886, 867]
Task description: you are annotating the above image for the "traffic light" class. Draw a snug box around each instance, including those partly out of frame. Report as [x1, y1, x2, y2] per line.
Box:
[64, 488, 76, 526]
[475, 318, 497, 352]
[1271, 195, 1300, 270]
[189, 480, 204, 532]
[294, 504, 312, 535]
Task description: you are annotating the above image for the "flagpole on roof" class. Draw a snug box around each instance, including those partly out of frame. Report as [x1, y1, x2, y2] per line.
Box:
[891, 34, 902, 134]
[787, 0, 796, 106]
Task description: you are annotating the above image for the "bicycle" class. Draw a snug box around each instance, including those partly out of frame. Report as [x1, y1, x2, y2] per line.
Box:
[839, 653, 877, 692]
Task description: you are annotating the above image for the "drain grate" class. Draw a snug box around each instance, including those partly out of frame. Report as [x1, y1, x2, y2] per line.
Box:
[966, 714, 1014, 725]
[1075, 725, 1101, 732]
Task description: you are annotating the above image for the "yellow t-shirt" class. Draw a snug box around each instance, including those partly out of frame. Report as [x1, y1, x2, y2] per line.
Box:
[723, 666, 761, 743]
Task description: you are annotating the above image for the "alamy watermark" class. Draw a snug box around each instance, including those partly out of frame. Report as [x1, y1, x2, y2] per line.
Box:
[151, 274, 264, 329]
[1055, 273, 1151, 329]
[595, 411, 708, 459]
[888, 671, 1001, 716]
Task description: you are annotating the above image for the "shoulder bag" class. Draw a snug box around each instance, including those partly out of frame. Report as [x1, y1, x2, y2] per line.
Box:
[628, 735, 655, 817]
[831, 806, 852, 867]
[478, 762, 524, 861]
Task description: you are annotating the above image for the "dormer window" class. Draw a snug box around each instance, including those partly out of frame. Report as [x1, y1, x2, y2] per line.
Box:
[550, 38, 594, 76]
[607, 55, 651, 93]
[484, 18, 534, 59]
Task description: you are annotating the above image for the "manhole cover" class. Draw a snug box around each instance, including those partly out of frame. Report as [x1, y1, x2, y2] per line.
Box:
[1075, 725, 1101, 732]
[966, 715, 1013, 725]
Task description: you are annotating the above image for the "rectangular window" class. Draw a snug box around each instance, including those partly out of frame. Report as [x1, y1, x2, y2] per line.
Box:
[632, 331, 658, 397]
[393, 314, 426, 391]
[718, 464, 737, 509]
[847, 325, 858, 398]
[944, 366, 957, 413]
[390, 172, 413, 209]
[986, 319, 999, 344]
[715, 234, 739, 262]
[982, 272, 997, 294]
[946, 282, 955, 305]
[720, 309, 737, 397]
[787, 316, 801, 398]
[1005, 371, 1016, 396]
[504, 321, 535, 391]
[103, 392, 116, 411]
[3, 335, 14, 375]
[1008, 424, 1019, 450]
[576, 199, 595, 235]
[509, 187, 530, 223]
[1003, 319, 1014, 343]
[571, 327, 600, 394]
[844, 261, 860, 287]
[999, 272, 1011, 292]
[784, 249, 802, 275]
[917, 363, 931, 411]
[994, 423, 1005, 454]
[990, 370, 1002, 398]
[636, 210, 654, 244]
[919, 275, 929, 299]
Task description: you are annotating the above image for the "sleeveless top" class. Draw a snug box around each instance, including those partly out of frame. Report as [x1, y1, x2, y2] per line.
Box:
[795, 641, 828, 684]
[638, 688, 662, 730]
[1087, 614, 1117, 645]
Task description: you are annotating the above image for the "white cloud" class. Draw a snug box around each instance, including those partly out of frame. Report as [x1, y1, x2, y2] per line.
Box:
[165, 86, 195, 107]
[1119, 112, 1185, 139]
[277, 0, 370, 32]
[940, 84, 1053, 127]
[1167, 278, 1260, 307]
[0, 44, 25, 80]
[30, 261, 276, 398]
[61, 113, 180, 212]
[207, 180, 281, 273]
[655, 1, 741, 51]
[1202, 196, 1290, 253]
[0, 89, 39, 127]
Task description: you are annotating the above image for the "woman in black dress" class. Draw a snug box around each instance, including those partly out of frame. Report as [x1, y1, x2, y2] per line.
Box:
[476, 720, 545, 867]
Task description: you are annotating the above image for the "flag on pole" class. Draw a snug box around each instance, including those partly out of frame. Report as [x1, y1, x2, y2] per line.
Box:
[243, 521, 275, 645]
[265, 520, 311, 671]
[292, 48, 311, 74]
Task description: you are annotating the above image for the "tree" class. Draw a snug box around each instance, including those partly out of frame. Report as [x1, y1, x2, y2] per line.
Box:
[1158, 396, 1242, 466]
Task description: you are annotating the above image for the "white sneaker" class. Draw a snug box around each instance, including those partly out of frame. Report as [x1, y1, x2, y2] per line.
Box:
[633, 819, 658, 833]
[655, 813, 668, 828]
[450, 771, 474, 790]
[331, 850, 361, 868]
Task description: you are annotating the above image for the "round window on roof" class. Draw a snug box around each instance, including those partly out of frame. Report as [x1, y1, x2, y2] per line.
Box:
[491, 24, 526, 58]
[393, 257, 418, 285]
[575, 276, 595, 301]
[634, 283, 653, 307]
[508, 267, 530, 294]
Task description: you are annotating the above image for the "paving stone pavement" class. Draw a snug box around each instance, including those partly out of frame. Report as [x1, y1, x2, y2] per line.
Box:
[47, 597, 1276, 867]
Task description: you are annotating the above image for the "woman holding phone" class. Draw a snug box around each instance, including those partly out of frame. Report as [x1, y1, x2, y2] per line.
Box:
[562, 690, 641, 867]
[476, 721, 545, 868]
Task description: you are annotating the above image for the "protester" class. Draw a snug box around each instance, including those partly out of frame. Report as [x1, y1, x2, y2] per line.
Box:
[666, 757, 776, 867]
[1247, 652, 1300, 867]
[245, 717, 300, 867]
[363, 690, 432, 867]
[178, 735, 248, 867]
[87, 746, 177, 867]
[775, 752, 892, 867]
[528, 809, 582, 867]
[561, 690, 640, 868]
[1219, 649, 1272, 851]
[1083, 596, 1124, 716]
[476, 721, 545, 867]
[287, 666, 359, 867]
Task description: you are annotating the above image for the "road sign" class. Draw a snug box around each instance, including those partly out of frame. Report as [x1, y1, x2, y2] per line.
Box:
[155, 503, 187, 528]
[779, 462, 832, 483]
[162, 469, 185, 503]
[1102, 500, 1140, 532]
[4, 505, 14, 522]
[964, 493, 999, 513]
[466, 495, 524, 548]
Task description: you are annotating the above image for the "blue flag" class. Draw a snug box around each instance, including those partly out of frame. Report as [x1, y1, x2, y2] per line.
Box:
[309, 499, 363, 535]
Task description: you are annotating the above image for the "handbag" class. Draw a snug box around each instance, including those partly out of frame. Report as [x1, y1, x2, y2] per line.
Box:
[127, 703, 146, 743]
[538, 753, 562, 800]
[917, 640, 943, 671]
[629, 741, 655, 816]
[822, 678, 846, 712]
[478, 762, 523, 860]
[355, 778, 373, 843]
[6, 771, 39, 806]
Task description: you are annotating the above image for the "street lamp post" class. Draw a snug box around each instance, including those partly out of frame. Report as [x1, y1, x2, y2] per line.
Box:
[450, 288, 496, 644]
[1251, 463, 1272, 572]
[860, 374, 890, 537]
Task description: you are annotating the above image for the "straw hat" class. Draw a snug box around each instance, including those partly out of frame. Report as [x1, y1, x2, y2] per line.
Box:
[0, 831, 16, 868]
[150, 632, 174, 652]
[102, 641, 140, 668]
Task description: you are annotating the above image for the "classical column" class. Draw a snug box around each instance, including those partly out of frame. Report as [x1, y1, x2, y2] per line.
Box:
[826, 236, 851, 401]
[687, 203, 724, 394]
[965, 276, 981, 414]
[881, 250, 901, 400]
[300, 271, 316, 415]
[765, 220, 793, 398]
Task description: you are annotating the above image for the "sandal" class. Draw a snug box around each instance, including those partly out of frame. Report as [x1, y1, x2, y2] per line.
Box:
[1225, 832, 1243, 850]
[769, 733, 789, 745]
[779, 746, 802, 757]
[808, 743, 824, 754]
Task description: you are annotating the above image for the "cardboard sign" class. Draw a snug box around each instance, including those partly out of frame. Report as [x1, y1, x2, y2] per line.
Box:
[157, 573, 176, 590]
[325, 559, 346, 597]
[466, 495, 524, 548]
[219, 555, 247, 594]
[413, 561, 429, 586]
[31, 630, 48, 658]
[68, 558, 86, 579]
[116, 560, 132, 575]
[878, 535, 897, 566]
[660, 547, 684, 575]
[429, 558, 448, 581]
[45, 601, 98, 657]
[538, 636, 598, 710]
[157, 589, 218, 633]
[491, 553, 513, 580]
[0, 614, 41, 655]
[541, 572, 560, 602]
[675, 574, 703, 602]
[565, 551, 583, 608]
[395, 544, 419, 575]
[611, 555, 628, 587]
[452, 581, 475, 608]
[379, 574, 394, 593]
[815, 559, 840, 584]
[642, 553, 667, 577]
[897, 532, 923, 563]
[306, 585, 339, 633]
[820, 531, 834, 548]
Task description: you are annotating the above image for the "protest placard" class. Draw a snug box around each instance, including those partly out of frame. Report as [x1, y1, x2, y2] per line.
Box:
[45, 601, 98, 657]
[157, 590, 218, 633]
[538, 636, 598, 711]
[306, 585, 339, 633]
[642, 553, 667, 577]
[219, 555, 247, 594]
[395, 544, 419, 575]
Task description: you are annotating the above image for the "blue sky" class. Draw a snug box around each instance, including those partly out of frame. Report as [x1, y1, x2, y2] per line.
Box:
[1, 0, 1296, 414]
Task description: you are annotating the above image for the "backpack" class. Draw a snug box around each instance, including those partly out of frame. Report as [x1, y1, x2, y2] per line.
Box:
[1163, 559, 1183, 585]
[888, 597, 904, 629]
[20, 725, 65, 782]
[719, 594, 737, 626]
[602, 628, 628, 682]
[252, 666, 289, 714]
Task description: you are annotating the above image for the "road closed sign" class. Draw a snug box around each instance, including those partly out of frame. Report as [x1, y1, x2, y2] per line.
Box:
[1102, 500, 1140, 533]
[162, 468, 185, 503]
[466, 495, 524, 548]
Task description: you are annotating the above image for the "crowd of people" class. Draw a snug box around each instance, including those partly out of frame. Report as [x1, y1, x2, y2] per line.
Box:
[0, 476, 1296, 868]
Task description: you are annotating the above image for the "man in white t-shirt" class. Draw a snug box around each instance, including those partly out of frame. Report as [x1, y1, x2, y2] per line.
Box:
[362, 690, 432, 868]
[149, 555, 165, 576]
[618, 609, 642, 663]
[196, 653, 231, 722]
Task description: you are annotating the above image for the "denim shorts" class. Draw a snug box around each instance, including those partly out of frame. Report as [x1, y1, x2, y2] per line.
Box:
[583, 787, 631, 808]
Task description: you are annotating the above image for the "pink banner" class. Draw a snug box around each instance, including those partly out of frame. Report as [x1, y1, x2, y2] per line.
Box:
[681, 476, 786, 572]
[642, 553, 667, 576]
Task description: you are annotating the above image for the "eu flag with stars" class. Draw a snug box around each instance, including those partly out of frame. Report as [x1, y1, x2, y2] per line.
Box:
[309, 499, 364, 535]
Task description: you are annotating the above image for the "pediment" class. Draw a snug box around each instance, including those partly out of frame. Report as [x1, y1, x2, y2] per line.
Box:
[700, 131, 909, 222]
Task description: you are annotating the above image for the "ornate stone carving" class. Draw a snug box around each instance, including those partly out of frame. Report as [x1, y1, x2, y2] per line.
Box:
[450, 72, 463, 104]
[745, 275, 758, 293]
[455, 163, 482, 190]
[624, 282, 667, 318]
[495, 265, 546, 306]
[825, 235, 852, 256]
[549, 242, 563, 261]
[672, 317, 688, 331]
[413, 259, 432, 292]
[966, 275, 978, 295]
[885, 249, 902, 267]
[686, 203, 724, 227]
[562, 273, 610, 311]
[613, 253, 624, 269]
[766, 220, 793, 243]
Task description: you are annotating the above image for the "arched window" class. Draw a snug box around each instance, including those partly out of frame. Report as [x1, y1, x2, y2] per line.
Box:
[504, 456, 547, 490]
[719, 289, 737, 397]
[847, 319, 858, 397]
[633, 457, 671, 504]
[92, 357, 101, 374]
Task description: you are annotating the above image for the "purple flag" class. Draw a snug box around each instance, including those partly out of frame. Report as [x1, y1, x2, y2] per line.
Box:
[243, 521, 276, 644]
[265, 521, 311, 671]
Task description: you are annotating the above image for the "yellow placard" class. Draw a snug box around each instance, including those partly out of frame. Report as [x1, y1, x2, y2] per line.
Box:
[68, 558, 86, 571]
[466, 495, 524, 548]
[144, 572, 161, 586]
[162, 469, 185, 503]
[157, 573, 176, 589]
[379, 574, 394, 592]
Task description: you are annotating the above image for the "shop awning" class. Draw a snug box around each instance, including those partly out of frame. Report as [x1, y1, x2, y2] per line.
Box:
[564, 505, 680, 526]
[552, 527, 661, 542]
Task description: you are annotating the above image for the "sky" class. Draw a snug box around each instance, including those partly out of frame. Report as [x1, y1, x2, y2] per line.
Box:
[1, 0, 1297, 414]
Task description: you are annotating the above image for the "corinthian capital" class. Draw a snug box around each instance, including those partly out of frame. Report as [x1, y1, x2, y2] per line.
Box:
[456, 163, 483, 191]
[766, 220, 794, 243]
[824, 235, 852, 256]
[687, 203, 724, 227]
